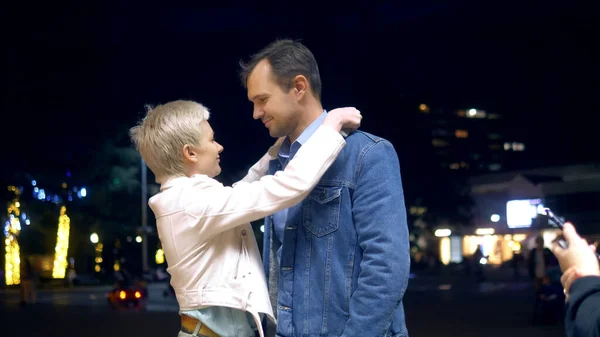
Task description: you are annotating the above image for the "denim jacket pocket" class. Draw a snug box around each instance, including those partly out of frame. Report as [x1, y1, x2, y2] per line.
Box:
[303, 186, 342, 237]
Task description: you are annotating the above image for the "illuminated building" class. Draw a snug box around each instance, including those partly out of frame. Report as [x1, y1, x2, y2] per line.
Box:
[435, 164, 600, 266]
[416, 103, 526, 173]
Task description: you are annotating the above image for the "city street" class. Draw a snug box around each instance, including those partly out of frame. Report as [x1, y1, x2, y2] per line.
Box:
[3, 3, 594, 337]
[0, 269, 565, 337]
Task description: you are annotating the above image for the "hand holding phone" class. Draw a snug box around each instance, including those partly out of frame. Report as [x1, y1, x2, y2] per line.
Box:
[546, 208, 600, 259]
[546, 209, 569, 249]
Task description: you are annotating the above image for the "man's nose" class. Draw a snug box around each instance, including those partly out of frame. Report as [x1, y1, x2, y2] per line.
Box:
[253, 106, 264, 120]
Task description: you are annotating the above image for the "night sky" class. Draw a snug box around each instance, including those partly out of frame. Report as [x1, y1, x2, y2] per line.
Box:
[3, 2, 599, 186]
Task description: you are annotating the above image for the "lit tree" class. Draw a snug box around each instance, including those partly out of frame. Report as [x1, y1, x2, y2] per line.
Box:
[2, 174, 90, 283]
[4, 186, 22, 285]
[51, 205, 70, 279]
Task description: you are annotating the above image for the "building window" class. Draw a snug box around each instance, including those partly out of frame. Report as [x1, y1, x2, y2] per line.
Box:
[432, 138, 449, 147]
[450, 236, 463, 263]
[466, 109, 487, 119]
[432, 129, 449, 137]
[409, 206, 427, 216]
[513, 142, 525, 151]
[449, 161, 469, 170]
[504, 142, 525, 151]
[455, 129, 469, 138]
[489, 163, 502, 171]
[435, 150, 450, 157]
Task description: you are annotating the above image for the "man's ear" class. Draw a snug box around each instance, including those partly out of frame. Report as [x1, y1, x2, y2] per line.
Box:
[182, 144, 197, 162]
[292, 75, 308, 101]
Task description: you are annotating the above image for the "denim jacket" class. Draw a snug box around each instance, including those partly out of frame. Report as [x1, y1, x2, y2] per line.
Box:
[262, 130, 410, 337]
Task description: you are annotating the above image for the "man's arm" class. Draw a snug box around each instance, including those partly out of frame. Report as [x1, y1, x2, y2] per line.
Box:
[566, 276, 600, 337]
[342, 140, 410, 337]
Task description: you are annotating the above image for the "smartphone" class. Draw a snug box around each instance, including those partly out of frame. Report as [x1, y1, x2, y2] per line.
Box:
[545, 208, 568, 249]
[545, 208, 600, 259]
[545, 208, 565, 230]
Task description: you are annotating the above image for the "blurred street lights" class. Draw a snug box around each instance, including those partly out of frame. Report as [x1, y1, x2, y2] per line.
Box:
[90, 232, 103, 273]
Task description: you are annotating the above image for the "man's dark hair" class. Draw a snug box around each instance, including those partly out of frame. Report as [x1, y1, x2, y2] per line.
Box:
[239, 39, 322, 100]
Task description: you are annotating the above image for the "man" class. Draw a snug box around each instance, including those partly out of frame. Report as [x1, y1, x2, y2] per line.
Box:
[528, 236, 559, 290]
[239, 39, 410, 337]
[551, 222, 600, 336]
[528, 235, 560, 324]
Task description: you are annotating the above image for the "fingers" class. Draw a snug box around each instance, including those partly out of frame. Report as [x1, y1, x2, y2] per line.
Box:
[561, 267, 577, 291]
[350, 110, 362, 123]
[551, 241, 565, 256]
[562, 222, 582, 245]
[562, 268, 582, 294]
[327, 107, 363, 134]
[348, 110, 363, 130]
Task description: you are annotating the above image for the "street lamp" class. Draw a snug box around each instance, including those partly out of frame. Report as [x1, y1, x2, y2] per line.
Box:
[141, 158, 149, 273]
[90, 233, 99, 244]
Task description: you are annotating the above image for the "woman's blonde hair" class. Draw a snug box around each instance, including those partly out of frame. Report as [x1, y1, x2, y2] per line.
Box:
[130, 100, 210, 183]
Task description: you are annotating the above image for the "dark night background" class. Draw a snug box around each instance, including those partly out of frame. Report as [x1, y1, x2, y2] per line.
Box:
[3, 1, 598, 178]
[3, 1, 599, 264]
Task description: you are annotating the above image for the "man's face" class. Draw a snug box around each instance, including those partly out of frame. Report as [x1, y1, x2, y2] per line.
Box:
[246, 60, 300, 138]
[536, 238, 544, 250]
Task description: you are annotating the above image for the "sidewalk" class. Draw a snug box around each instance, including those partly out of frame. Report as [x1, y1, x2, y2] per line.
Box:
[408, 265, 535, 293]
